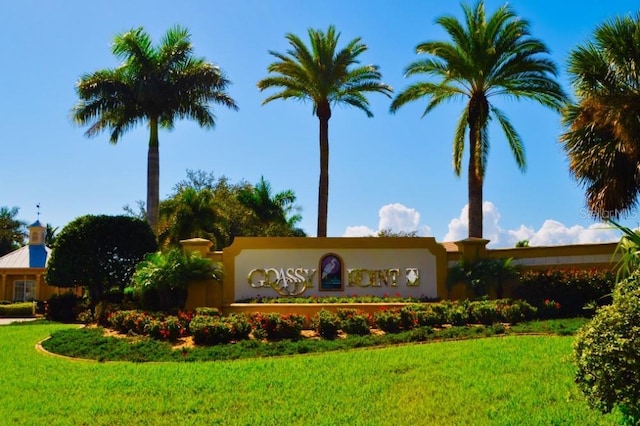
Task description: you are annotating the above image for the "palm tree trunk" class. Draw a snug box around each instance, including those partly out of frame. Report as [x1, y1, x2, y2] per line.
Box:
[468, 158, 483, 238]
[317, 102, 331, 237]
[468, 124, 483, 239]
[147, 117, 160, 233]
[467, 96, 488, 239]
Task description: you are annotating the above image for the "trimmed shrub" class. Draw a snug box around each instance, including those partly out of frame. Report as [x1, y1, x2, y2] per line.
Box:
[227, 314, 252, 341]
[374, 309, 403, 333]
[445, 301, 470, 326]
[144, 316, 185, 341]
[0, 302, 34, 317]
[47, 293, 81, 323]
[250, 312, 305, 341]
[190, 315, 232, 345]
[468, 300, 499, 325]
[312, 309, 341, 340]
[573, 271, 640, 419]
[107, 310, 151, 335]
[497, 300, 537, 324]
[194, 307, 222, 317]
[337, 309, 370, 336]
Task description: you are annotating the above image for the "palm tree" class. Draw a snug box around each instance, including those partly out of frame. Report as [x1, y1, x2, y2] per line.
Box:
[560, 13, 640, 220]
[390, 1, 567, 238]
[258, 25, 392, 237]
[158, 187, 225, 250]
[72, 26, 238, 232]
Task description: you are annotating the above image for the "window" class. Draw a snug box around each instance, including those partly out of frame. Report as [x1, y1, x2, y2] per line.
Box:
[14, 280, 36, 302]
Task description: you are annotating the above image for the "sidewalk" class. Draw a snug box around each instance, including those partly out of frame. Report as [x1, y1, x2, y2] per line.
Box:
[0, 317, 38, 325]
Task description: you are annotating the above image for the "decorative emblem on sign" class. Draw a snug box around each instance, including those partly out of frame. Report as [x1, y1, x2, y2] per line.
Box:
[319, 253, 343, 291]
[406, 268, 420, 286]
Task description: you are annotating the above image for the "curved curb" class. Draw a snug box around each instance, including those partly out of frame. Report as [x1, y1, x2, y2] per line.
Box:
[35, 325, 101, 363]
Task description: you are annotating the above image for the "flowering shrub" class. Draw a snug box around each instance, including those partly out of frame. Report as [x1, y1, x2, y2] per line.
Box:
[468, 300, 500, 325]
[94, 301, 136, 326]
[227, 314, 252, 341]
[496, 300, 537, 324]
[539, 299, 562, 319]
[443, 301, 470, 326]
[336, 309, 370, 336]
[177, 310, 194, 332]
[250, 312, 306, 341]
[400, 305, 426, 330]
[190, 315, 233, 345]
[374, 309, 403, 333]
[514, 268, 614, 317]
[312, 310, 341, 339]
[107, 310, 151, 335]
[144, 316, 185, 341]
[194, 307, 222, 317]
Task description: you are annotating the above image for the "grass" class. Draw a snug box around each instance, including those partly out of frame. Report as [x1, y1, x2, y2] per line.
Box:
[1, 320, 621, 425]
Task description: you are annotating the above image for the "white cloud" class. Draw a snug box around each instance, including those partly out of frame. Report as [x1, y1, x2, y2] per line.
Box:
[443, 201, 503, 244]
[345, 201, 620, 247]
[343, 225, 376, 237]
[443, 202, 620, 247]
[342, 203, 431, 237]
[526, 220, 618, 246]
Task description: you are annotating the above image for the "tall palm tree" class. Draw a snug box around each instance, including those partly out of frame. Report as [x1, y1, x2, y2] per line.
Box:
[72, 26, 238, 232]
[258, 25, 392, 237]
[561, 13, 640, 220]
[390, 1, 567, 238]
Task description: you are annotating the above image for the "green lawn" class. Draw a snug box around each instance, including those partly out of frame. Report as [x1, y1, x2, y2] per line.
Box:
[1, 322, 620, 425]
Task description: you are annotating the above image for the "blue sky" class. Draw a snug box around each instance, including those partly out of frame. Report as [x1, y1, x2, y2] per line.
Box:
[2, 0, 638, 247]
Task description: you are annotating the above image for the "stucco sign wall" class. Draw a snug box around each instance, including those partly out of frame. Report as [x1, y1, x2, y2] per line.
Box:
[222, 237, 448, 302]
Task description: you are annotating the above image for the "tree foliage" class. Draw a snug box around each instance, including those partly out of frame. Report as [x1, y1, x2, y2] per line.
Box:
[0, 206, 26, 256]
[158, 170, 305, 250]
[46, 215, 158, 303]
[447, 257, 518, 298]
[258, 25, 392, 237]
[561, 12, 640, 220]
[391, 1, 566, 238]
[72, 26, 238, 232]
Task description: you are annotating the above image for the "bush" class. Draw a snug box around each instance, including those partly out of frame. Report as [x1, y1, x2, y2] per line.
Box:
[194, 307, 222, 317]
[0, 302, 34, 317]
[128, 249, 222, 312]
[144, 316, 185, 341]
[47, 293, 81, 323]
[496, 300, 537, 324]
[573, 271, 640, 418]
[45, 215, 158, 304]
[94, 301, 122, 327]
[312, 309, 340, 339]
[374, 309, 403, 333]
[250, 312, 305, 341]
[337, 309, 370, 336]
[107, 310, 151, 335]
[190, 315, 232, 345]
[227, 314, 252, 341]
[188, 314, 250, 345]
[468, 300, 499, 325]
[514, 269, 614, 317]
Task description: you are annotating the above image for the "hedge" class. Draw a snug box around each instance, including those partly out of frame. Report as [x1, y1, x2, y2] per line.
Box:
[0, 302, 35, 317]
